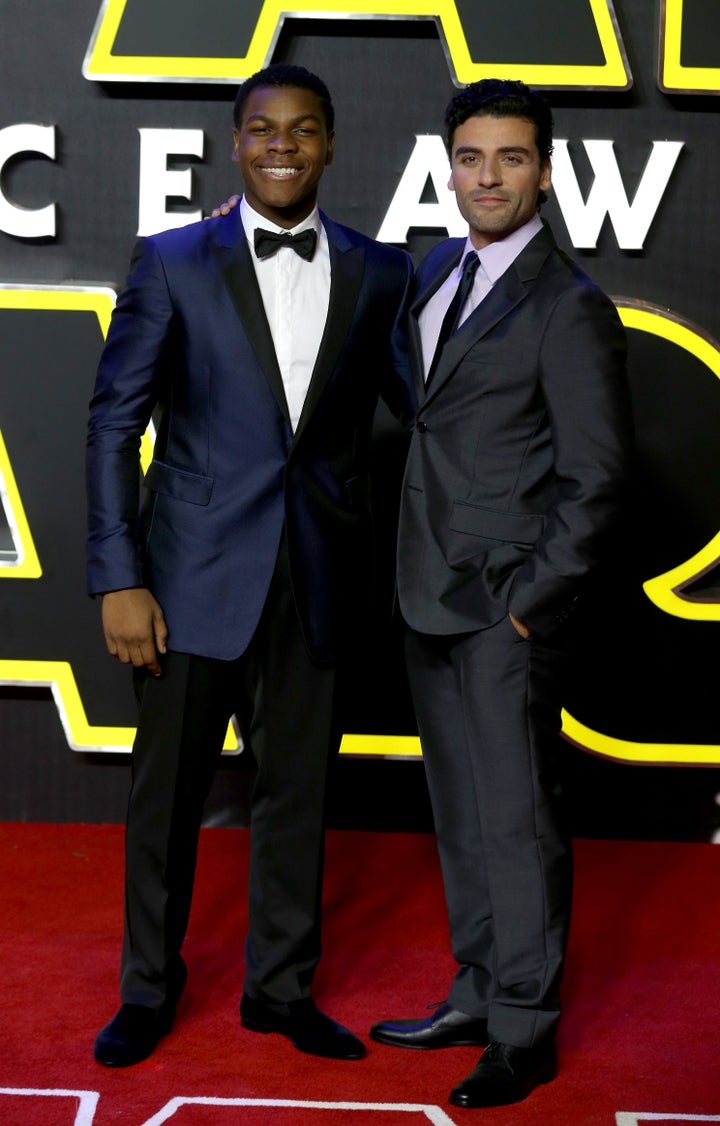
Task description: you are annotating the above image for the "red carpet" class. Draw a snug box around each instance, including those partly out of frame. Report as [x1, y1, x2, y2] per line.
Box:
[2, 824, 720, 1125]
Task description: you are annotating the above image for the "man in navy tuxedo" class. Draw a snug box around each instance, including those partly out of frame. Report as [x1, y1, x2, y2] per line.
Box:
[87, 64, 412, 1068]
[370, 80, 633, 1108]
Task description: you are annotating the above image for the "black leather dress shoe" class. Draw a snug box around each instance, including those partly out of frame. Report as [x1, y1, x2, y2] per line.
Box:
[369, 1002, 488, 1049]
[449, 1039, 558, 1108]
[240, 994, 365, 1060]
[94, 957, 187, 1067]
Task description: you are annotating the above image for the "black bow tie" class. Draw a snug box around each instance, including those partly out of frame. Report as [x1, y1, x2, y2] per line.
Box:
[254, 227, 317, 261]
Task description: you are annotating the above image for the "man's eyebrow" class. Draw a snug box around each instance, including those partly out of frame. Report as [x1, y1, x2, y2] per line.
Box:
[244, 112, 323, 126]
[453, 144, 533, 157]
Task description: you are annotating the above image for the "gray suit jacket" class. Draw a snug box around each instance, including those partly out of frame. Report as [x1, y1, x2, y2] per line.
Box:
[397, 222, 633, 639]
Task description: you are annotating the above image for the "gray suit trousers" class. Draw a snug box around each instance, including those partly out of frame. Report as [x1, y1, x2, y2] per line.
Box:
[404, 614, 573, 1047]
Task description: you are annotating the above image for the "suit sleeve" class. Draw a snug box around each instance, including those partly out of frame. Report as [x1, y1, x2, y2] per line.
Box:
[86, 237, 172, 596]
[507, 284, 633, 636]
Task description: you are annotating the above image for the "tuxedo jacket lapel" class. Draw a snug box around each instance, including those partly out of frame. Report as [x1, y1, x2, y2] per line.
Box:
[211, 212, 291, 421]
[293, 213, 365, 443]
[211, 209, 366, 440]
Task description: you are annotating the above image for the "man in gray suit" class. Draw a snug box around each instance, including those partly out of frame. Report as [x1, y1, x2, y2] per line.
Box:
[370, 79, 632, 1108]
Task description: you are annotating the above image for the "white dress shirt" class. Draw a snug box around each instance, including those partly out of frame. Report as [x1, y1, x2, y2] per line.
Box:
[419, 214, 544, 381]
[241, 196, 331, 431]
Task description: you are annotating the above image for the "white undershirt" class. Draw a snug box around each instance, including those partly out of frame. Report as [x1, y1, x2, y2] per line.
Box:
[241, 196, 331, 431]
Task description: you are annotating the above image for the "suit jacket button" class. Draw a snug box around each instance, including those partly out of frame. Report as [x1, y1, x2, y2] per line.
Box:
[416, 420, 428, 433]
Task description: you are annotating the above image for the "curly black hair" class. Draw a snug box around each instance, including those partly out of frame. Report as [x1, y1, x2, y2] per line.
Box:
[444, 78, 553, 163]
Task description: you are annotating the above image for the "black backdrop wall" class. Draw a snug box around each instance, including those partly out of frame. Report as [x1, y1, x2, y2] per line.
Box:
[1, 0, 720, 838]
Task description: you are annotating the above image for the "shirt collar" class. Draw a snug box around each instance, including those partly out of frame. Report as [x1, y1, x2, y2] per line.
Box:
[240, 196, 322, 244]
[462, 213, 543, 284]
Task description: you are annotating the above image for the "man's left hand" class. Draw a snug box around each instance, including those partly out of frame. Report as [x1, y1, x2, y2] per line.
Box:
[509, 612, 532, 639]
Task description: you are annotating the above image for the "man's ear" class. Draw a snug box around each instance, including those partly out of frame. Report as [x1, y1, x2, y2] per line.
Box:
[325, 129, 335, 168]
[447, 174, 455, 192]
[231, 128, 240, 163]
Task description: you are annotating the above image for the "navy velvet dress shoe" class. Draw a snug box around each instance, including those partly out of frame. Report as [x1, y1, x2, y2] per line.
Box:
[449, 1038, 558, 1108]
[240, 994, 366, 1059]
[370, 1002, 488, 1049]
[94, 1002, 176, 1067]
[94, 956, 187, 1067]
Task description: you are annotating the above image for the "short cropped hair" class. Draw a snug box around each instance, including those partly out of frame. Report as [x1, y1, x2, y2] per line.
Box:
[233, 64, 335, 133]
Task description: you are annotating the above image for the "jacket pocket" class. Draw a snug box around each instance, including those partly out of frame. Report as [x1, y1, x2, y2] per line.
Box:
[449, 501, 544, 545]
[144, 459, 214, 506]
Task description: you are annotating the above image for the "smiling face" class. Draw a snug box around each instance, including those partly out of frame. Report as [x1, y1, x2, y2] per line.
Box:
[448, 113, 552, 250]
[232, 84, 334, 228]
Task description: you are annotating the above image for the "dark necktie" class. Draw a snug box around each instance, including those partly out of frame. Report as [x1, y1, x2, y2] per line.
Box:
[426, 250, 480, 385]
[254, 227, 317, 261]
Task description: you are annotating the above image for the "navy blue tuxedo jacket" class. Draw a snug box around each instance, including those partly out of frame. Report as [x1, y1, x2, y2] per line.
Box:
[397, 222, 633, 639]
[87, 208, 413, 663]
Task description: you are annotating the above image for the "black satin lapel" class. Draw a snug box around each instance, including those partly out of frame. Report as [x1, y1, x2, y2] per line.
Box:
[212, 238, 290, 421]
[293, 240, 365, 441]
[425, 268, 528, 401]
[409, 313, 428, 402]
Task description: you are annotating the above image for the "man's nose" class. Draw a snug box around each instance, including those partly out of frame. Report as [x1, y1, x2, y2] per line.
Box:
[477, 159, 501, 185]
[268, 130, 297, 151]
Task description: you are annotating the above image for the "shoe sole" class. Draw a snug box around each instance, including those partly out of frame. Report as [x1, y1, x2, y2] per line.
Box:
[369, 1030, 488, 1050]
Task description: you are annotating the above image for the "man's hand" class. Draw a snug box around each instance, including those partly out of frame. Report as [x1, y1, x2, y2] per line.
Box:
[101, 588, 168, 677]
[207, 193, 241, 219]
[509, 611, 532, 639]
